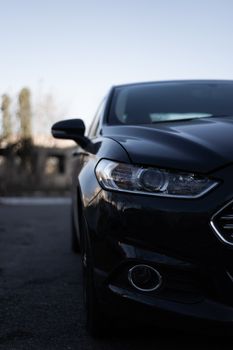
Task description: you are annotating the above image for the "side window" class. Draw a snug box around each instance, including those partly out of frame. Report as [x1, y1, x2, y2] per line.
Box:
[88, 98, 106, 138]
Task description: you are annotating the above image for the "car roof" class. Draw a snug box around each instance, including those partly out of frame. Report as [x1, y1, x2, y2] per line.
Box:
[113, 80, 233, 89]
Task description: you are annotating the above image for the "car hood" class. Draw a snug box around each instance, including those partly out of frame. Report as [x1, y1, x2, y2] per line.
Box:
[104, 117, 233, 173]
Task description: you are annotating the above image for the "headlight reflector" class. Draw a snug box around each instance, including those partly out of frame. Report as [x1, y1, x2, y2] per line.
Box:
[95, 159, 218, 198]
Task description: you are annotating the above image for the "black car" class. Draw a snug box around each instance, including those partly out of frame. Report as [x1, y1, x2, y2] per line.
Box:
[52, 80, 233, 336]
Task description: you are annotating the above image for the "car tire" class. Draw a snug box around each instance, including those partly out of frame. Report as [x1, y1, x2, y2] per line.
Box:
[71, 208, 80, 253]
[81, 215, 108, 337]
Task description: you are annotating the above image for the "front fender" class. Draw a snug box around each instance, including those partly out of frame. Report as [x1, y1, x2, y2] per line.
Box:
[78, 137, 131, 207]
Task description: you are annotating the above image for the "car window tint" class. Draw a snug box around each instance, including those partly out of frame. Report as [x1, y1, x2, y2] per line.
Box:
[109, 82, 233, 125]
[88, 98, 106, 138]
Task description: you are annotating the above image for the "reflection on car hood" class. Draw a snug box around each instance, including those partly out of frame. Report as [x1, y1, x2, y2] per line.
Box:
[104, 117, 233, 173]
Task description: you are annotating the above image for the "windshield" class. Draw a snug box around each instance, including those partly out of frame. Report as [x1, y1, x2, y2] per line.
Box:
[108, 82, 233, 125]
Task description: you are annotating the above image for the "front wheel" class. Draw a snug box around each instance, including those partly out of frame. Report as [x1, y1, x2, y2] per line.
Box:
[81, 216, 108, 337]
[71, 208, 80, 253]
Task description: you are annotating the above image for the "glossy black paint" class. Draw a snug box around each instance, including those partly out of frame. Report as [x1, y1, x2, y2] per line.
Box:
[103, 117, 233, 173]
[52, 81, 233, 334]
[52, 118, 91, 149]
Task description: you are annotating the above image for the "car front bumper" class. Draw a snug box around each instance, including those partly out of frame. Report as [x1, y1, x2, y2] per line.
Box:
[82, 164, 233, 333]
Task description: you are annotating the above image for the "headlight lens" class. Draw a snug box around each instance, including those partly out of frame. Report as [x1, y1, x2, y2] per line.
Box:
[95, 159, 218, 198]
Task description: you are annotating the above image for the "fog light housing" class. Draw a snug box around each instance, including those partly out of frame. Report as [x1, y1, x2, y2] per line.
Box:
[128, 265, 162, 292]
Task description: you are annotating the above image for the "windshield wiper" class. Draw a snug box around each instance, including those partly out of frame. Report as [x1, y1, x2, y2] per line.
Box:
[152, 118, 202, 124]
[208, 114, 233, 118]
[152, 114, 233, 124]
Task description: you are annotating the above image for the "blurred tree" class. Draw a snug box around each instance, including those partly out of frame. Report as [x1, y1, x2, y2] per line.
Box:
[17, 88, 33, 173]
[1, 94, 11, 141]
[18, 88, 32, 141]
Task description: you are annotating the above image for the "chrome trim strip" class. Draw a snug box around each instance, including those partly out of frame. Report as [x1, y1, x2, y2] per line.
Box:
[210, 199, 233, 247]
[223, 224, 233, 229]
[221, 215, 233, 219]
[226, 271, 233, 283]
[128, 264, 162, 292]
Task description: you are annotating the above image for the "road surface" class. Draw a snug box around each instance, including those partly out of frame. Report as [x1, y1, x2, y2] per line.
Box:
[0, 200, 231, 349]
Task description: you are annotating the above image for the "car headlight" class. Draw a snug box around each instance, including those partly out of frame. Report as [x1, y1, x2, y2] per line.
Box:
[95, 159, 218, 198]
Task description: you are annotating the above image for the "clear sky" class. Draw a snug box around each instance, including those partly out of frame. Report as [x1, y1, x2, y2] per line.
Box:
[1, 0, 233, 130]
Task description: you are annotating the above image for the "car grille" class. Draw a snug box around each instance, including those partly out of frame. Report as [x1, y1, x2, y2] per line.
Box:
[211, 200, 233, 246]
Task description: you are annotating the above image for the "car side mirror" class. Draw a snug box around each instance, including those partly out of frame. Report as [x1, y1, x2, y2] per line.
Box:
[51, 119, 91, 149]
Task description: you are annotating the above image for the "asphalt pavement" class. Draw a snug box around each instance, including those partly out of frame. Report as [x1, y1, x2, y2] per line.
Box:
[0, 200, 231, 349]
